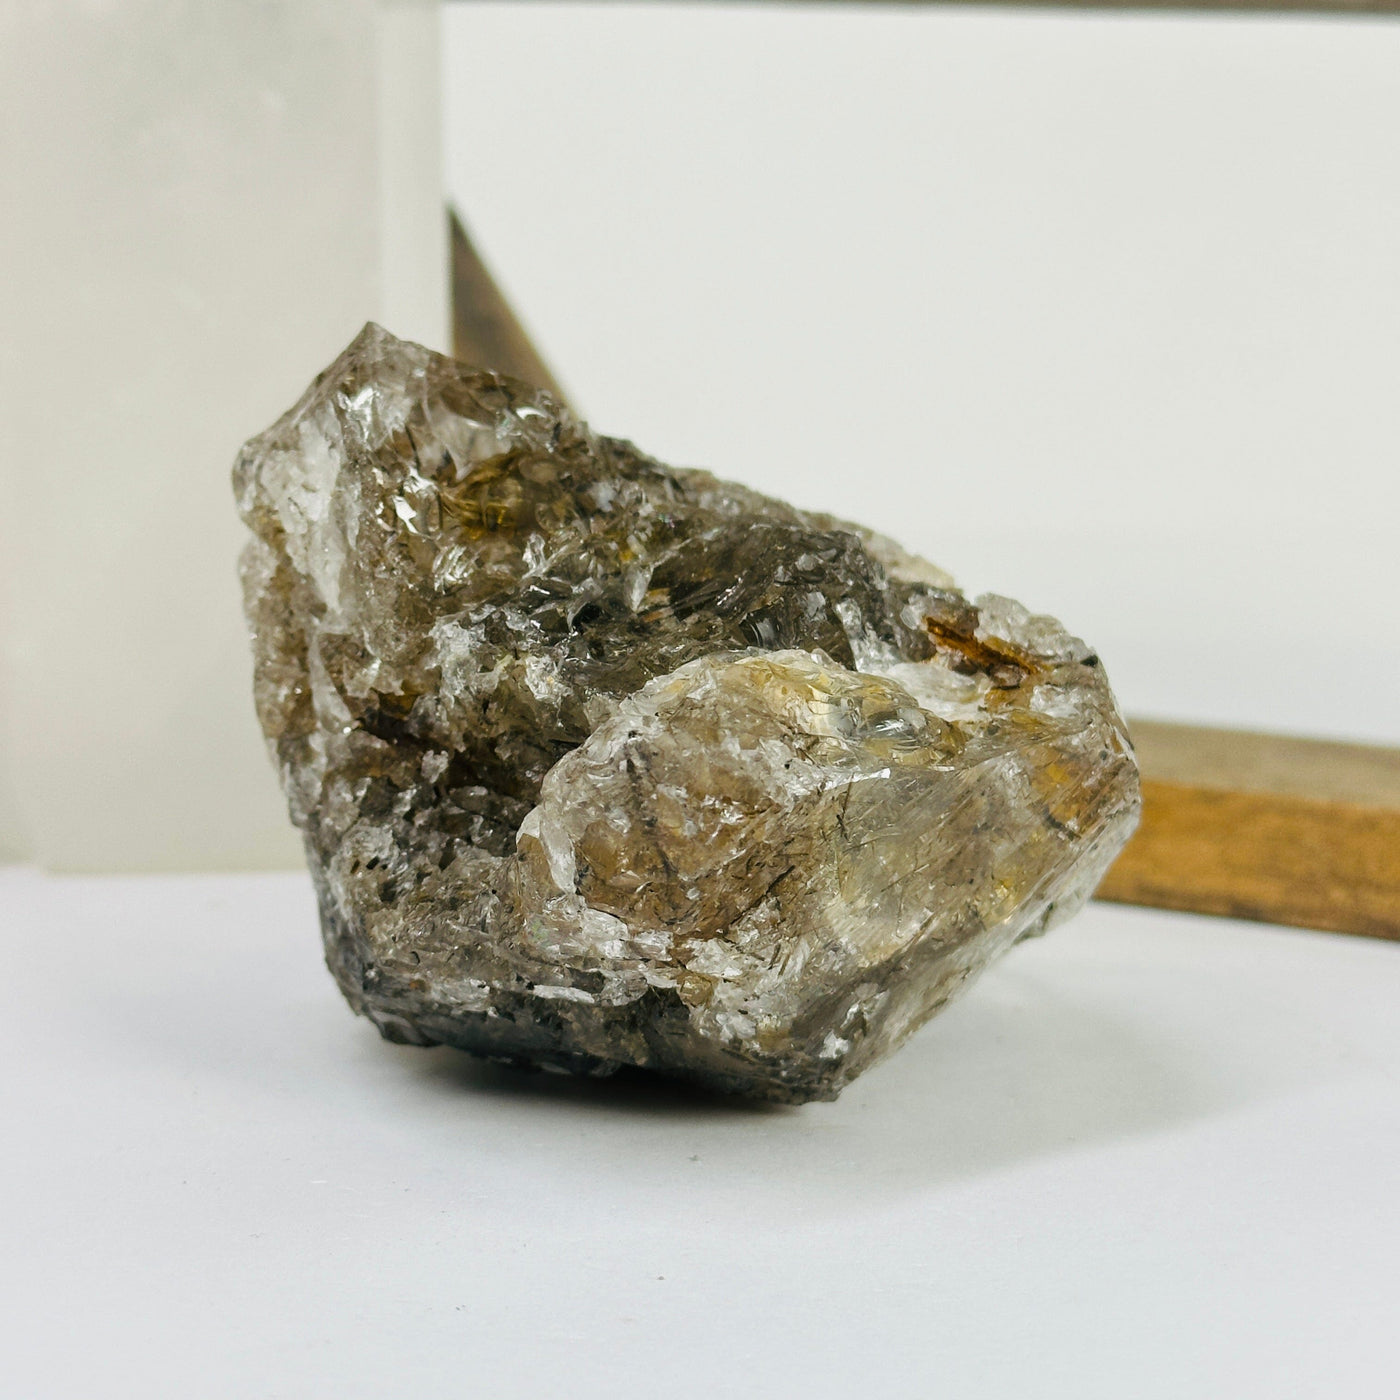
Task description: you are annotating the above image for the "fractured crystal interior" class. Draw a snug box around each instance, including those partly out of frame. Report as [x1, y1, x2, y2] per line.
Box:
[234, 324, 1140, 1103]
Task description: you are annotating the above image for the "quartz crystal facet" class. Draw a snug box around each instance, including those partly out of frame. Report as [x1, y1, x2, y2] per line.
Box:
[234, 325, 1139, 1102]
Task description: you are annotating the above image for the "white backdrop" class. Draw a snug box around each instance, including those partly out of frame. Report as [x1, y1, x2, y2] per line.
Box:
[3, 1, 1398, 872]
[445, 2, 1400, 745]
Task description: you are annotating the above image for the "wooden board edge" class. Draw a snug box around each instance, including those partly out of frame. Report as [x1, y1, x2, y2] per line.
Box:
[1095, 778, 1400, 941]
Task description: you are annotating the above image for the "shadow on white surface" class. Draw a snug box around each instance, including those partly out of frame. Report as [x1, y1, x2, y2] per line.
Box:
[388, 969, 1224, 1203]
[5, 870, 1398, 1398]
[17, 866, 1310, 1211]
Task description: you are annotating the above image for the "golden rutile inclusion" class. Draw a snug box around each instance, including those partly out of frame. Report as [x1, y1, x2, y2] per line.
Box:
[234, 325, 1139, 1102]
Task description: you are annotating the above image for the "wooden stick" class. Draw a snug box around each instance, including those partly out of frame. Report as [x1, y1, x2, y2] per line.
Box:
[449, 208, 567, 402]
[1098, 722, 1400, 940]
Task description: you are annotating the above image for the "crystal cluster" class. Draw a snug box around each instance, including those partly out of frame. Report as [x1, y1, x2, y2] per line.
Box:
[234, 325, 1139, 1102]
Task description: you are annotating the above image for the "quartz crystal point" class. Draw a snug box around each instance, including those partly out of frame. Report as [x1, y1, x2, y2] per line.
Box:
[234, 324, 1140, 1103]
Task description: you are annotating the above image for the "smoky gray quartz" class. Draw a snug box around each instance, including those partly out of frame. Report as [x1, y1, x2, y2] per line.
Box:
[234, 324, 1140, 1102]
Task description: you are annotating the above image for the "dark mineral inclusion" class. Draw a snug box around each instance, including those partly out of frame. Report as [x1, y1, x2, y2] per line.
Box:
[234, 324, 1140, 1103]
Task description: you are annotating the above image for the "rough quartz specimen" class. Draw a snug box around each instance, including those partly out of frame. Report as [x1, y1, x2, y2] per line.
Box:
[234, 324, 1140, 1103]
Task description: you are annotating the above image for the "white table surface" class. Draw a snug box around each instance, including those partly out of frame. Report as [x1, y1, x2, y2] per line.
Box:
[3, 867, 1397, 1399]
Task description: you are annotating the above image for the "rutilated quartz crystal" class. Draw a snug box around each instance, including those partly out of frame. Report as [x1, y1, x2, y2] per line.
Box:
[234, 325, 1140, 1103]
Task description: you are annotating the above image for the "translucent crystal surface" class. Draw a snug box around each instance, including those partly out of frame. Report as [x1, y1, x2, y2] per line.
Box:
[234, 325, 1140, 1102]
